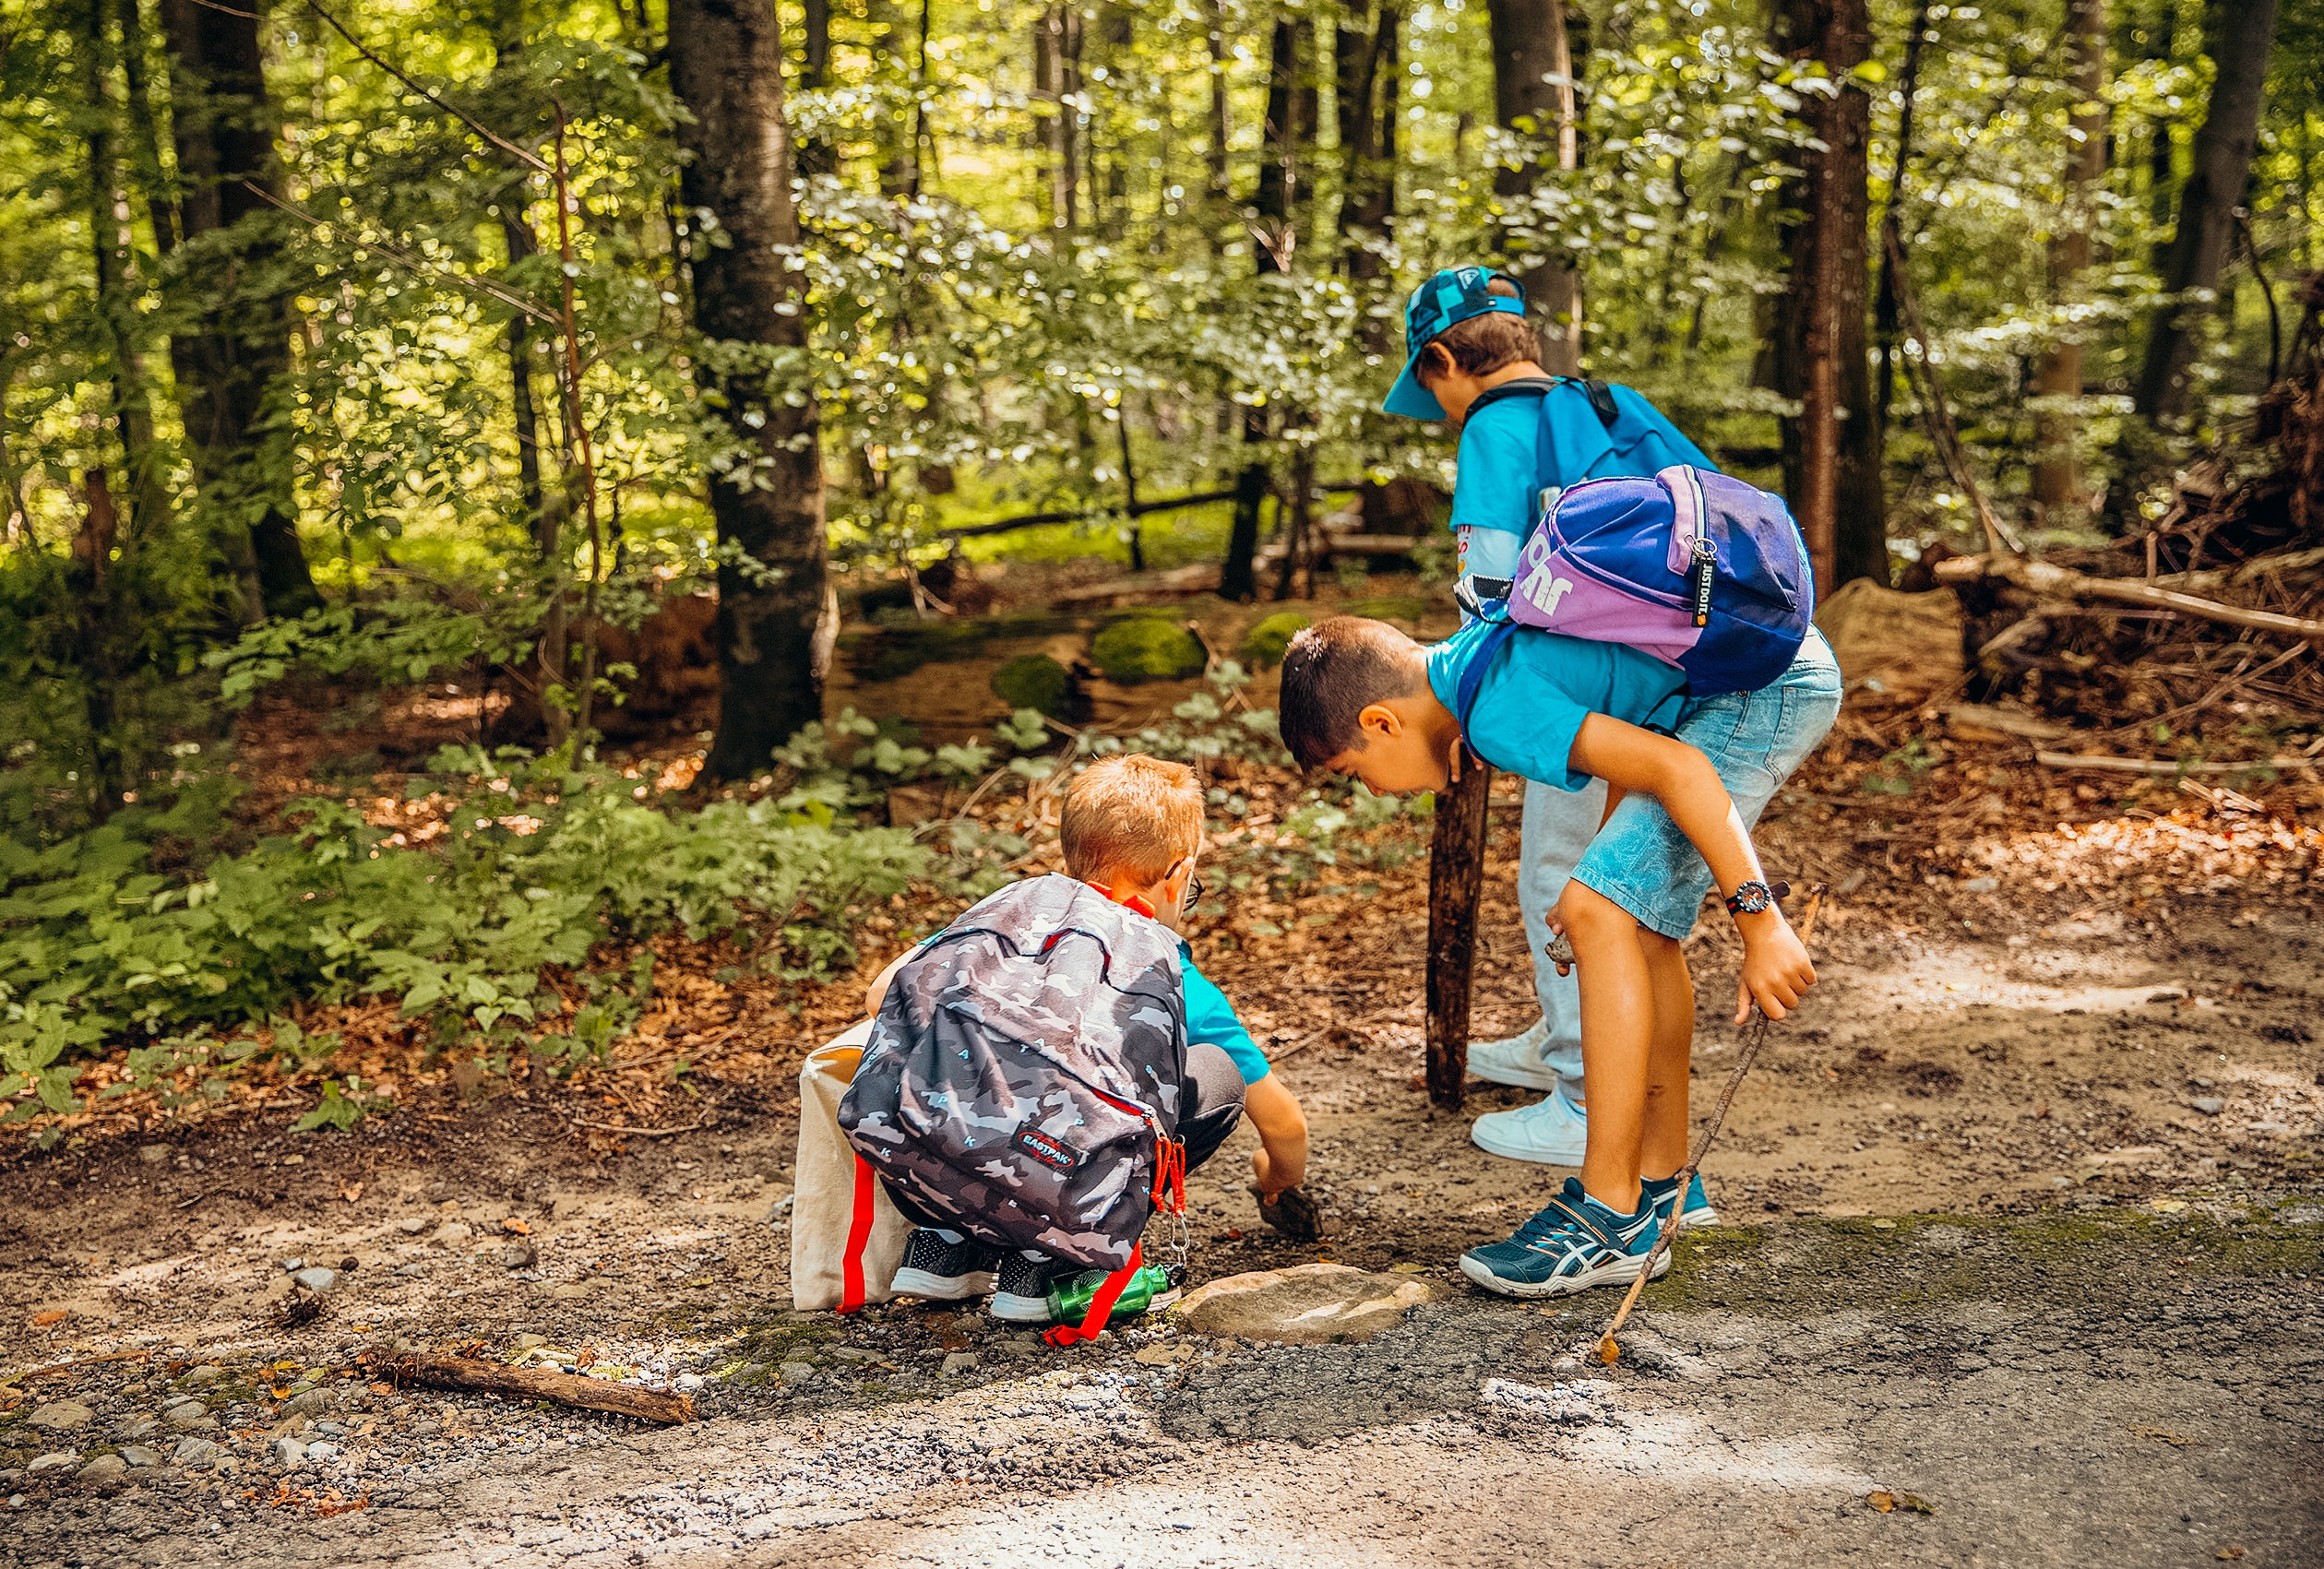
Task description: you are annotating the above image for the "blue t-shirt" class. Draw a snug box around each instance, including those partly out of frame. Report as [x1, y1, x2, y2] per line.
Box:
[1447, 398, 1537, 538]
[1425, 617, 1686, 791]
[1182, 939, 1269, 1084]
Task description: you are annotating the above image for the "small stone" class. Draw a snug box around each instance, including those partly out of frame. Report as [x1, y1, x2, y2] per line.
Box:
[513, 1333, 550, 1349]
[497, 1241, 538, 1269]
[78, 1455, 127, 1483]
[26, 1400, 94, 1432]
[27, 1452, 80, 1475]
[673, 1374, 705, 1392]
[171, 1438, 223, 1470]
[280, 1257, 307, 1273]
[1131, 1343, 1197, 1366]
[278, 1387, 333, 1419]
[180, 1363, 226, 1388]
[2188, 1097, 2226, 1116]
[312, 1420, 348, 1438]
[304, 1441, 341, 1462]
[118, 1445, 161, 1468]
[396, 1263, 426, 1278]
[1171, 1264, 1443, 1345]
[396, 1218, 429, 1236]
[292, 1266, 339, 1293]
[432, 1222, 473, 1247]
[162, 1401, 214, 1430]
[940, 1352, 981, 1376]
[139, 1145, 171, 1166]
[829, 1346, 880, 1364]
[270, 1437, 307, 1467]
[777, 1361, 816, 1387]
[551, 1283, 591, 1300]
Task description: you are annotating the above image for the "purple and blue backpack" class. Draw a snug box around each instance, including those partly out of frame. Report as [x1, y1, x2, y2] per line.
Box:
[1456, 464, 1815, 719]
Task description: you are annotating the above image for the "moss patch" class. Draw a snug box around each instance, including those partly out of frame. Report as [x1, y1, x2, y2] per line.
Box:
[992, 654, 1072, 718]
[1240, 612, 1313, 669]
[1091, 617, 1206, 683]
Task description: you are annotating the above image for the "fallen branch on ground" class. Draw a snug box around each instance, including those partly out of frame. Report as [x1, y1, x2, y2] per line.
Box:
[2033, 750, 2320, 777]
[1, 1349, 151, 1387]
[1933, 552, 2324, 643]
[569, 1117, 713, 1138]
[387, 1351, 694, 1424]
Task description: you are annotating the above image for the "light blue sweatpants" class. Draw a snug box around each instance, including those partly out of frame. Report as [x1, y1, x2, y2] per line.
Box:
[1517, 776, 1604, 1085]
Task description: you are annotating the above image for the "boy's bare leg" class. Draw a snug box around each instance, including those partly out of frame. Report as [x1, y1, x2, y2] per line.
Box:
[1567, 885, 1654, 1216]
[1637, 932, 1695, 1182]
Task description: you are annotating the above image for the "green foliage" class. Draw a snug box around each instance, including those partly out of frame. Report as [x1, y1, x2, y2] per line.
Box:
[293, 1076, 391, 1134]
[1863, 736, 1942, 797]
[991, 653, 1072, 718]
[1239, 612, 1312, 670]
[0, 748, 939, 1120]
[1090, 618, 1206, 683]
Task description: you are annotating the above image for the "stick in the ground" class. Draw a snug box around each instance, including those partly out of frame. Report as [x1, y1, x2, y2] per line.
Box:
[1595, 885, 1826, 1365]
[1932, 551, 2324, 644]
[1424, 759, 1495, 1111]
[389, 1351, 695, 1424]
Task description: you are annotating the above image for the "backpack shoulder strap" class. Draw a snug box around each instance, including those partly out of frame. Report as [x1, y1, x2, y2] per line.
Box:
[1579, 377, 1621, 429]
[1463, 375, 1561, 420]
[1451, 620, 1519, 743]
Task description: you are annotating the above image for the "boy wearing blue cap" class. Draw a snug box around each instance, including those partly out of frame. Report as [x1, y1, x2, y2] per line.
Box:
[1385, 265, 1717, 1171]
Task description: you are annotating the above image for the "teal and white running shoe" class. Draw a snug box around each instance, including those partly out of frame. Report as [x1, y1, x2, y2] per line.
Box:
[1642, 1170, 1719, 1228]
[1458, 1178, 1668, 1300]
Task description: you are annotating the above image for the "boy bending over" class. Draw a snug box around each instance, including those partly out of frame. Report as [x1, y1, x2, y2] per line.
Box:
[864, 755, 1310, 1321]
[1281, 614, 1837, 1296]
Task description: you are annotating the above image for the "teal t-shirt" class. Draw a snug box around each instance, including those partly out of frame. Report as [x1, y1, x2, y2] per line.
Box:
[1181, 939, 1269, 1085]
[1425, 617, 1686, 791]
[1446, 382, 1720, 539]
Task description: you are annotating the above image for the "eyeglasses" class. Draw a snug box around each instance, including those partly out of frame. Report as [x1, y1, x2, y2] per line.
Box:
[1181, 873, 1205, 912]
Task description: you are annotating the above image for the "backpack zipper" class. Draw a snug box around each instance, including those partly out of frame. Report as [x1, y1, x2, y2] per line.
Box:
[1690, 537, 1716, 628]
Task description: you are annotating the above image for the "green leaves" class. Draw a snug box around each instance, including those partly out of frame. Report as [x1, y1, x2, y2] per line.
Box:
[293, 1076, 389, 1134]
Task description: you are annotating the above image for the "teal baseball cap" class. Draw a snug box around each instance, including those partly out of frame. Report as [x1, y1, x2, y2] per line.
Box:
[1382, 266, 1530, 420]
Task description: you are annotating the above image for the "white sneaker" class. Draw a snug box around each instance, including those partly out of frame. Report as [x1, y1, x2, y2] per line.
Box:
[1465, 1017, 1559, 1090]
[1471, 1081, 1589, 1165]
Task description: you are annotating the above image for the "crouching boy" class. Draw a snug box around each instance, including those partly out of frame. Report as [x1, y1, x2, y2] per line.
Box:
[859, 755, 1309, 1323]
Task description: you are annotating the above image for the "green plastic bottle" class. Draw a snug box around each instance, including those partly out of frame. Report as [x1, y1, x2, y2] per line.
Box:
[1043, 1263, 1179, 1327]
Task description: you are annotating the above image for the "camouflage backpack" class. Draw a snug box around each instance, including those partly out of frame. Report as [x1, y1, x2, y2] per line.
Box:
[838, 874, 1190, 1279]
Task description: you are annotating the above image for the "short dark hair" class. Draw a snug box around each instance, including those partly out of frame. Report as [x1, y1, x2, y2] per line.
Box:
[1419, 277, 1540, 386]
[1277, 617, 1423, 769]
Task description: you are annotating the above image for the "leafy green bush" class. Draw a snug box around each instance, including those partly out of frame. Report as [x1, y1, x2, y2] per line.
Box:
[991, 653, 1071, 718]
[0, 747, 941, 1122]
[1090, 618, 1205, 683]
[1239, 612, 1312, 669]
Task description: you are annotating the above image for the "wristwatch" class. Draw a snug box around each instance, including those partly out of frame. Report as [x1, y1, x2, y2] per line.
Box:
[1725, 879, 1779, 917]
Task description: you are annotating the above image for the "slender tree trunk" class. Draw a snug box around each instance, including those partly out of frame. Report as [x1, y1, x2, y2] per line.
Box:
[2133, 0, 2282, 420]
[1486, 0, 1583, 372]
[156, 0, 319, 620]
[115, 0, 178, 256]
[82, 0, 168, 539]
[2031, 0, 2107, 509]
[1873, 0, 1932, 444]
[1770, 0, 1882, 594]
[671, 0, 831, 781]
[1204, 0, 1231, 223]
[1097, 1, 1131, 238]
[1222, 17, 1306, 603]
[1337, 1, 1399, 354]
[1035, 5, 1083, 229]
[872, 0, 919, 197]
[492, 0, 547, 547]
[794, 0, 834, 176]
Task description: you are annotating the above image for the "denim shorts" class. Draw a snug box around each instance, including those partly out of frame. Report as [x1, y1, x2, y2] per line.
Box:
[1568, 628, 1843, 940]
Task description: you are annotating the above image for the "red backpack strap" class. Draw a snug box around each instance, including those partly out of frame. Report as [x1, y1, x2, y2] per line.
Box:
[1042, 1241, 1141, 1349]
[838, 1154, 879, 1313]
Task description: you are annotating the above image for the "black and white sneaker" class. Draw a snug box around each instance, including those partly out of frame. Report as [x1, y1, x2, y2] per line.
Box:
[990, 1251, 1080, 1323]
[891, 1229, 1000, 1301]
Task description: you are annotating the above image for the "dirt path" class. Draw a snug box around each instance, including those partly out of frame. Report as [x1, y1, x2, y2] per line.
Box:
[4, 886, 2320, 1563]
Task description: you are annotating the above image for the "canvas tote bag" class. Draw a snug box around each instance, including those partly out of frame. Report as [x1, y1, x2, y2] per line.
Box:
[791, 1021, 910, 1311]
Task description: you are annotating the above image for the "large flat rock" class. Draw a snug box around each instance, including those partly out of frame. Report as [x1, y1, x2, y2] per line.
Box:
[1170, 1263, 1440, 1345]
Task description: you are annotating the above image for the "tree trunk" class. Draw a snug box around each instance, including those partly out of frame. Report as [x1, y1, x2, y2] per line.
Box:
[1873, 1, 1931, 445]
[82, 0, 169, 540]
[1486, 0, 1581, 372]
[795, 0, 834, 176]
[1222, 16, 1306, 603]
[492, 0, 547, 547]
[1204, 0, 1231, 218]
[1035, 5, 1083, 229]
[670, 0, 832, 782]
[156, 0, 319, 620]
[2031, 0, 2107, 510]
[114, 0, 178, 257]
[1770, 0, 1882, 595]
[1097, 1, 1131, 238]
[2133, 0, 2282, 421]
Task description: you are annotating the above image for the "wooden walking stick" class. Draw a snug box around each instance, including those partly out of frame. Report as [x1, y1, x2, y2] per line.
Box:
[1595, 884, 1826, 1364]
[1424, 757, 1495, 1111]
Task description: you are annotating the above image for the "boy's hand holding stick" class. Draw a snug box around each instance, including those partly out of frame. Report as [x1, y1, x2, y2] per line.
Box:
[1593, 883, 1826, 1365]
